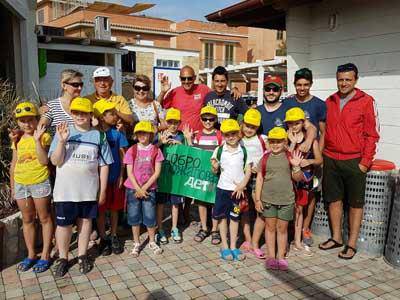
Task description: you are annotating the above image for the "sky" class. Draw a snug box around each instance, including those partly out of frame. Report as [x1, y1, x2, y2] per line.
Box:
[106, 0, 240, 22]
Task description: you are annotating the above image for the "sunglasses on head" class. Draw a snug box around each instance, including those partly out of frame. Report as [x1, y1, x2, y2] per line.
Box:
[201, 117, 216, 122]
[65, 82, 84, 88]
[16, 107, 32, 114]
[264, 86, 281, 92]
[180, 76, 194, 82]
[134, 85, 150, 92]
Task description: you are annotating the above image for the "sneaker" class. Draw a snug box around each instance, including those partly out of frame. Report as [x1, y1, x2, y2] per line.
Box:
[303, 229, 313, 246]
[111, 235, 124, 254]
[171, 228, 182, 243]
[277, 259, 289, 271]
[149, 242, 163, 255]
[157, 230, 168, 245]
[98, 238, 112, 256]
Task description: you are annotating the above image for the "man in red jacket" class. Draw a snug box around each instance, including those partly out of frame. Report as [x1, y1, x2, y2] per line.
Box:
[318, 63, 379, 259]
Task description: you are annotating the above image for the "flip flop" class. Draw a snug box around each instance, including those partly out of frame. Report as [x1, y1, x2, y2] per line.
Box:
[17, 258, 37, 272]
[32, 259, 51, 273]
[318, 238, 343, 250]
[338, 245, 357, 260]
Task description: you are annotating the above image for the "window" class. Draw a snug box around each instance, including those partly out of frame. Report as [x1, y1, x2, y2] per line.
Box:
[204, 42, 214, 68]
[277, 30, 284, 40]
[37, 9, 44, 24]
[156, 59, 180, 68]
[225, 44, 234, 66]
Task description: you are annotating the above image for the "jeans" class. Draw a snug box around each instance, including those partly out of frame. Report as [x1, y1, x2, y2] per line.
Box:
[126, 189, 156, 227]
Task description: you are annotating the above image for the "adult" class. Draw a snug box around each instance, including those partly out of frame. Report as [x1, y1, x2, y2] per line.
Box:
[285, 68, 327, 246]
[204, 66, 248, 123]
[39, 69, 82, 133]
[128, 74, 165, 127]
[319, 63, 379, 259]
[85, 67, 134, 125]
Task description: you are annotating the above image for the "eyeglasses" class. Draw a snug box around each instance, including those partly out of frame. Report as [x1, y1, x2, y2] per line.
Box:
[264, 86, 281, 92]
[201, 117, 216, 123]
[167, 120, 180, 125]
[134, 85, 150, 92]
[15, 107, 32, 114]
[180, 76, 194, 82]
[65, 82, 84, 88]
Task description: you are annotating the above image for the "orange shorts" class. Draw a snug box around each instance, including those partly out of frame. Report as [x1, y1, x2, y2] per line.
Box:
[98, 182, 126, 213]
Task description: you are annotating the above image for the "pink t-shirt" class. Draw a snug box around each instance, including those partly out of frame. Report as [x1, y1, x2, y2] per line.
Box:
[163, 84, 211, 131]
[123, 144, 164, 190]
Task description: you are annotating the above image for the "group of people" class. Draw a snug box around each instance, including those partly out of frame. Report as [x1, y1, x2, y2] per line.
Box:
[9, 61, 379, 277]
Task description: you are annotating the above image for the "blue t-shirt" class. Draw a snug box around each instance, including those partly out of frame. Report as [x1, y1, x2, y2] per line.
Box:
[285, 96, 326, 132]
[257, 101, 293, 135]
[204, 91, 248, 123]
[106, 127, 129, 183]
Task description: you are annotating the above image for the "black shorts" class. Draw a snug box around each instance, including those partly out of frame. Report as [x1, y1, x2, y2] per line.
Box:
[322, 155, 367, 208]
[212, 188, 246, 221]
[55, 201, 98, 226]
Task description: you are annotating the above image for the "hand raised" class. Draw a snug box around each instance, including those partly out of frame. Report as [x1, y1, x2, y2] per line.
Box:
[56, 122, 69, 143]
[33, 123, 47, 141]
[289, 150, 303, 167]
[160, 76, 171, 93]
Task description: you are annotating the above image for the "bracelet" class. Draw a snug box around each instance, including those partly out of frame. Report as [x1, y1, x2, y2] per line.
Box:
[292, 166, 301, 173]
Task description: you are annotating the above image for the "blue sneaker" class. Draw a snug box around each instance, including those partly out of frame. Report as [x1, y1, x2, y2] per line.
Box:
[171, 228, 182, 243]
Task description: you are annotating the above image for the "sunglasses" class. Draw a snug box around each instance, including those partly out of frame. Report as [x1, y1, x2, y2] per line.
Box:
[65, 82, 84, 88]
[264, 86, 281, 92]
[201, 117, 216, 123]
[16, 107, 32, 114]
[180, 76, 194, 82]
[134, 85, 150, 92]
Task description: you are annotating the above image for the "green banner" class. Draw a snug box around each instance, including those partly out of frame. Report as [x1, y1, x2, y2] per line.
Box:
[158, 145, 218, 203]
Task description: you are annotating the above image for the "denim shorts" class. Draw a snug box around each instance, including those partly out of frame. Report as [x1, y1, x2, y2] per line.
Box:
[14, 179, 52, 200]
[126, 189, 156, 227]
[55, 201, 98, 226]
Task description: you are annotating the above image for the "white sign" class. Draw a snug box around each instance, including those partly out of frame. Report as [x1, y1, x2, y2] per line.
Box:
[153, 67, 180, 99]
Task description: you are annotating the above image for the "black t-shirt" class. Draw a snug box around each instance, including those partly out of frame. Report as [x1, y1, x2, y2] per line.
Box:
[204, 90, 248, 123]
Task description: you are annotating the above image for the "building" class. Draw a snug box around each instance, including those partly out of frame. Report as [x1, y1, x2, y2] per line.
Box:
[1, 0, 38, 97]
[206, 0, 399, 166]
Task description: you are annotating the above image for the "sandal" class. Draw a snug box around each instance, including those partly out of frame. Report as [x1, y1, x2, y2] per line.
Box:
[292, 243, 314, 257]
[318, 238, 343, 251]
[266, 258, 278, 270]
[17, 258, 37, 272]
[211, 231, 221, 245]
[240, 241, 252, 252]
[78, 255, 93, 274]
[54, 258, 69, 278]
[194, 229, 209, 243]
[251, 248, 266, 259]
[232, 248, 246, 261]
[32, 259, 51, 273]
[338, 245, 357, 260]
[131, 243, 141, 257]
[220, 248, 233, 261]
[149, 242, 163, 255]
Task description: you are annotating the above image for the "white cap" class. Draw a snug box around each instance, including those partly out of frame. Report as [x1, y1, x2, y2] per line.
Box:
[93, 67, 111, 78]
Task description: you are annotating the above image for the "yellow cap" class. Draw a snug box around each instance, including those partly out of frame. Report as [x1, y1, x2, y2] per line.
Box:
[15, 102, 38, 118]
[70, 97, 93, 113]
[285, 107, 305, 122]
[268, 127, 288, 140]
[165, 108, 181, 121]
[93, 99, 117, 117]
[200, 105, 217, 116]
[243, 108, 261, 127]
[134, 120, 154, 134]
[220, 119, 240, 134]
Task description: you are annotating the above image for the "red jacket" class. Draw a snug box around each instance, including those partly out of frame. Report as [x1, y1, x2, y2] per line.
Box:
[323, 88, 380, 168]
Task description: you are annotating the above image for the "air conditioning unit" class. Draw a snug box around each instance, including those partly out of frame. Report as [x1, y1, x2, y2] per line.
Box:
[94, 16, 111, 40]
[36, 25, 65, 37]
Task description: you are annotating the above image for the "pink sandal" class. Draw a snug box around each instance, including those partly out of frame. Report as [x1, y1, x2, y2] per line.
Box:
[251, 248, 266, 259]
[265, 258, 278, 270]
[239, 241, 252, 252]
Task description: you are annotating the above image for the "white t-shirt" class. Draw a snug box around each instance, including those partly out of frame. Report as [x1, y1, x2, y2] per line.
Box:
[211, 144, 250, 191]
[242, 135, 267, 166]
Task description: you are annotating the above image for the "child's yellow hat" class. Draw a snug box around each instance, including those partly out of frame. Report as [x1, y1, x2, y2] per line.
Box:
[15, 102, 38, 118]
[70, 97, 93, 113]
[165, 108, 181, 121]
[243, 108, 261, 127]
[93, 99, 117, 117]
[268, 127, 288, 140]
[200, 105, 217, 116]
[220, 119, 240, 134]
[285, 107, 305, 122]
[134, 120, 154, 133]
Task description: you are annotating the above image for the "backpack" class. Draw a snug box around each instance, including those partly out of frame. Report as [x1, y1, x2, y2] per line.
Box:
[195, 130, 223, 146]
[260, 150, 292, 178]
[216, 144, 248, 170]
[130, 144, 159, 172]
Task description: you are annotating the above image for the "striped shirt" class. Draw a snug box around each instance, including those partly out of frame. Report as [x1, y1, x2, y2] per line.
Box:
[193, 130, 221, 152]
[43, 98, 74, 135]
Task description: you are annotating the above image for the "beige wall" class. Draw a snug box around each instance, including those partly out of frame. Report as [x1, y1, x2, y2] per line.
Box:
[248, 27, 282, 62]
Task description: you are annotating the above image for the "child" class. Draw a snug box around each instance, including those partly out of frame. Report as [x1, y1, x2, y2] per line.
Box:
[50, 97, 113, 277]
[124, 121, 164, 256]
[240, 108, 267, 259]
[9, 102, 53, 273]
[93, 99, 129, 255]
[285, 107, 322, 256]
[157, 108, 186, 244]
[211, 119, 251, 261]
[254, 127, 304, 271]
[184, 105, 223, 244]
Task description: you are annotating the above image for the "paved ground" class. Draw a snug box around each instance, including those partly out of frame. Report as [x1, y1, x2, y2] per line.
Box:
[1, 217, 400, 300]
